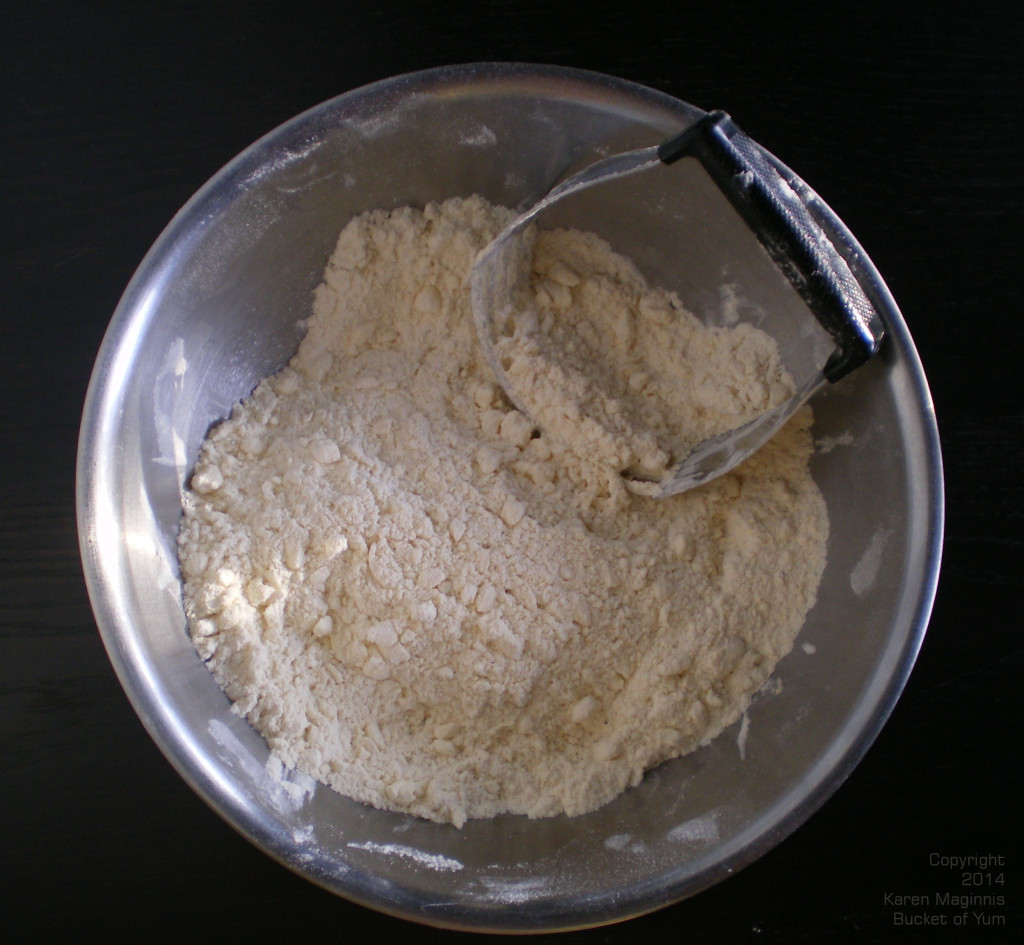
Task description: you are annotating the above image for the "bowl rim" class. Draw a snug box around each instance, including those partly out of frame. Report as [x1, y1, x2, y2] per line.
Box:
[76, 61, 944, 932]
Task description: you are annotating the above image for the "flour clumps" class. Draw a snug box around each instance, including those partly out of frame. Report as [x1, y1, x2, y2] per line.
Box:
[178, 195, 828, 827]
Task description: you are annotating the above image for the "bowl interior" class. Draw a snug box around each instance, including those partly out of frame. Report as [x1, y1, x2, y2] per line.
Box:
[78, 64, 940, 932]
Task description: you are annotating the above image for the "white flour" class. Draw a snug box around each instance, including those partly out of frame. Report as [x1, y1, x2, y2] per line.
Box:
[178, 196, 828, 827]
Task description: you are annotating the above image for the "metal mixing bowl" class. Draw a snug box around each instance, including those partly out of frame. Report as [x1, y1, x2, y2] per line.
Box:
[77, 63, 943, 932]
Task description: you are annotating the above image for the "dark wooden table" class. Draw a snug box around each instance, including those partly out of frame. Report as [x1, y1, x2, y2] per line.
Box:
[3, 2, 1020, 941]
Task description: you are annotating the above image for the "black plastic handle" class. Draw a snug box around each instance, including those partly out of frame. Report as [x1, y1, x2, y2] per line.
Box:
[658, 111, 885, 382]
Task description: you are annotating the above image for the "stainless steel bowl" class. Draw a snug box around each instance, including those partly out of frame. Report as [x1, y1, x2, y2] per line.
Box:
[77, 63, 942, 932]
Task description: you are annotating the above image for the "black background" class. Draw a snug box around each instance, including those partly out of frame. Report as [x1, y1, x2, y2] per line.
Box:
[2, 1, 1021, 942]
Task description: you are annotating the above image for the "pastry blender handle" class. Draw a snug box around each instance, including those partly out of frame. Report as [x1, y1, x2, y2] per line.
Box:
[659, 111, 885, 381]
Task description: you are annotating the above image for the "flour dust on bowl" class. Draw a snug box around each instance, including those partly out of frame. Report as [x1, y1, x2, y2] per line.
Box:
[76, 63, 943, 932]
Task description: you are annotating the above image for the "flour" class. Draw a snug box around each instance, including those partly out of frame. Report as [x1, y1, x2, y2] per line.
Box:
[178, 196, 828, 827]
[491, 229, 796, 482]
